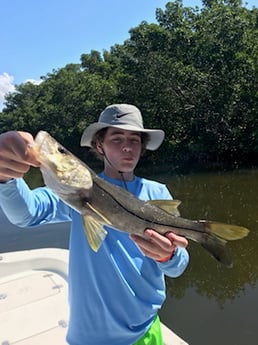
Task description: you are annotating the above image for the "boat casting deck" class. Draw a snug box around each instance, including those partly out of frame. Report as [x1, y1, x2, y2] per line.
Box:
[0, 248, 188, 345]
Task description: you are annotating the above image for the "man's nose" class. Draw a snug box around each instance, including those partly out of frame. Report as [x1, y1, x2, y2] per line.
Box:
[122, 140, 133, 151]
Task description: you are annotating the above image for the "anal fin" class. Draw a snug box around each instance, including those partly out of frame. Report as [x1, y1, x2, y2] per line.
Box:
[201, 234, 233, 268]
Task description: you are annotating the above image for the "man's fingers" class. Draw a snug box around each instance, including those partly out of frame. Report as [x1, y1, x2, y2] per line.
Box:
[165, 232, 188, 248]
[144, 229, 173, 250]
[0, 131, 41, 181]
[17, 131, 41, 166]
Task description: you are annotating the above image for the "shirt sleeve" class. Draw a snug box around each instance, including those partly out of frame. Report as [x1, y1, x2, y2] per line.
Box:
[156, 247, 189, 278]
[0, 178, 71, 228]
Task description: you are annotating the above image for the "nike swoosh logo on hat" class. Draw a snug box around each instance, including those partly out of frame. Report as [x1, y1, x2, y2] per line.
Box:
[112, 112, 131, 122]
[115, 112, 131, 118]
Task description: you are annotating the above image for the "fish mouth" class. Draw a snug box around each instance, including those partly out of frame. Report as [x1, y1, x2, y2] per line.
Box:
[34, 131, 50, 150]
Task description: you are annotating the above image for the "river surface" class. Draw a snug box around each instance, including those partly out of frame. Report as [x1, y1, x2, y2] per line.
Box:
[0, 168, 257, 345]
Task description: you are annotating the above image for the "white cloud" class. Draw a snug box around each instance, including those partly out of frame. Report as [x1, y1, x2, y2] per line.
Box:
[0, 74, 42, 110]
[0, 72, 15, 104]
[25, 78, 42, 85]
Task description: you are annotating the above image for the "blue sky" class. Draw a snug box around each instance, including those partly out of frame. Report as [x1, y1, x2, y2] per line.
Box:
[1, 0, 256, 109]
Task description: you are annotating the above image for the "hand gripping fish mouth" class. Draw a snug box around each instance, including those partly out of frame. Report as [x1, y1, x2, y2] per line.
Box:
[30, 131, 250, 268]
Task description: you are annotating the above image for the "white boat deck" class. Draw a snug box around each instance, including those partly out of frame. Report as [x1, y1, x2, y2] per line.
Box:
[0, 248, 188, 345]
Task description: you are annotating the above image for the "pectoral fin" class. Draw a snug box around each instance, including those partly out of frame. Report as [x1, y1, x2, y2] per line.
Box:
[149, 199, 181, 216]
[86, 202, 112, 225]
[82, 215, 108, 252]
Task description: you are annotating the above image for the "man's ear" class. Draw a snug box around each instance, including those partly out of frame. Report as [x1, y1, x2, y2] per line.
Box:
[96, 142, 104, 155]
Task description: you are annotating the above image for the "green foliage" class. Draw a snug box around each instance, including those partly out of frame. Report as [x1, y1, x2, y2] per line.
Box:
[1, 0, 257, 169]
[1, 62, 118, 154]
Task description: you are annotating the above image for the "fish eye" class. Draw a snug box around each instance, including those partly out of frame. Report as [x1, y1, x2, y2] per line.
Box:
[58, 146, 67, 154]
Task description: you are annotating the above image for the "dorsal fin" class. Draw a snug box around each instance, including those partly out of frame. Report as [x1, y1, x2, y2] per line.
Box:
[148, 199, 181, 217]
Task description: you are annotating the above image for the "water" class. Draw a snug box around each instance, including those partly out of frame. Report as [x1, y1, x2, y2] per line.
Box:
[0, 168, 257, 345]
[159, 169, 258, 345]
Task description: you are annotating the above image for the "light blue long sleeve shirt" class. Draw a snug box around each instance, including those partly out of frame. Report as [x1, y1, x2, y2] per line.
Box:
[0, 174, 189, 345]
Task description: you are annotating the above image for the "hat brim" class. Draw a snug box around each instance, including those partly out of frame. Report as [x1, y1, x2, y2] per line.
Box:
[80, 123, 164, 151]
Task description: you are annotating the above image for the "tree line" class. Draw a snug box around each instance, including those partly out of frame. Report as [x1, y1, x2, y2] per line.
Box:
[1, 0, 257, 172]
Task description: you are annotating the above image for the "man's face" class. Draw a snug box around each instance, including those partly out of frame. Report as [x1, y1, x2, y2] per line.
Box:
[98, 127, 142, 175]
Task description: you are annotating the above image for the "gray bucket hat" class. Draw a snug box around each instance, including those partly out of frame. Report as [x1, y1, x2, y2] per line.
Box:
[80, 104, 165, 150]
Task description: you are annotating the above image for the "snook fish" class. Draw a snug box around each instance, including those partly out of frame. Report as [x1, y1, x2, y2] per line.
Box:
[31, 131, 249, 267]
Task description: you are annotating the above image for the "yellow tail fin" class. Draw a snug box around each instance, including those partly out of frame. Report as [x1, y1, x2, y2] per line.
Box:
[202, 221, 249, 241]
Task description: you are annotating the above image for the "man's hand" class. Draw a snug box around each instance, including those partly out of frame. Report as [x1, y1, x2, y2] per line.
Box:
[130, 229, 188, 262]
[0, 131, 40, 182]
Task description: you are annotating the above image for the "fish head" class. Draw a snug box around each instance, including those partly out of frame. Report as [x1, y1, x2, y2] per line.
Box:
[32, 131, 93, 195]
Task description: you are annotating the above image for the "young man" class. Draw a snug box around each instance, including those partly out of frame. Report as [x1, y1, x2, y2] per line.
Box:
[0, 104, 189, 345]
